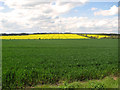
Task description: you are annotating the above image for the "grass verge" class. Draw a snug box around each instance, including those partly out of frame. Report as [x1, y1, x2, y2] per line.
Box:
[33, 76, 118, 88]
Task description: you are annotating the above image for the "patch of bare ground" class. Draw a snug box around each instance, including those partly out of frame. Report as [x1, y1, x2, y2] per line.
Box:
[112, 76, 118, 80]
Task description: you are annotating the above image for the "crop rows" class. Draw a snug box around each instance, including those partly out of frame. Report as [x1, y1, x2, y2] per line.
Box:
[2, 39, 118, 88]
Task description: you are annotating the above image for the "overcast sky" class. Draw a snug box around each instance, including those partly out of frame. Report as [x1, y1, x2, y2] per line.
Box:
[0, 0, 119, 33]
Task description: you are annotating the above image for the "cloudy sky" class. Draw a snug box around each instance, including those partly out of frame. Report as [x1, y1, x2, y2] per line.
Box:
[0, 0, 119, 33]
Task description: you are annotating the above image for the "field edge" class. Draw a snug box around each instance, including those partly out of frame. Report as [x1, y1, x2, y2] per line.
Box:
[28, 76, 118, 88]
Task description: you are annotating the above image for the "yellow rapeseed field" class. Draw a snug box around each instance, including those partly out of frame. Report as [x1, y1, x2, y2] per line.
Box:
[1, 34, 90, 39]
[82, 34, 110, 39]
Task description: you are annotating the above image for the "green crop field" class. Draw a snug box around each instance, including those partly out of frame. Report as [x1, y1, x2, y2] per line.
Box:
[2, 39, 118, 88]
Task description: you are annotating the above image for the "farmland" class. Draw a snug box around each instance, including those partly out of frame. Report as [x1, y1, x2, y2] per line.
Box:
[2, 39, 118, 88]
[1, 34, 89, 39]
[1, 34, 112, 40]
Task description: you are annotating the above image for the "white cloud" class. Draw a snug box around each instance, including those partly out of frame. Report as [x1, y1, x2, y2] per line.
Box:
[0, 0, 118, 33]
[0, 6, 4, 10]
[94, 5, 118, 16]
[91, 7, 97, 11]
[59, 17, 118, 33]
[0, 0, 88, 32]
